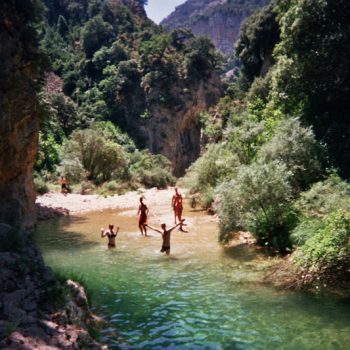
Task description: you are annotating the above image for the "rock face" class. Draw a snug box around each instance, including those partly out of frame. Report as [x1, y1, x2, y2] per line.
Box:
[0, 224, 105, 350]
[142, 75, 222, 177]
[0, 1, 42, 229]
[161, 0, 270, 55]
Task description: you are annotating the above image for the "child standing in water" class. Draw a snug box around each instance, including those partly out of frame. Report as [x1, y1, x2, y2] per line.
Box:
[137, 196, 149, 236]
[146, 219, 185, 255]
[101, 224, 119, 248]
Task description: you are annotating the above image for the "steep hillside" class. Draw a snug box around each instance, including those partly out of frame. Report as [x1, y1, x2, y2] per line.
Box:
[39, 0, 222, 177]
[161, 0, 270, 55]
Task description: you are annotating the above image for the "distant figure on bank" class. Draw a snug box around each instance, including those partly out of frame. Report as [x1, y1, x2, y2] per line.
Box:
[172, 188, 187, 232]
[138, 196, 149, 236]
[60, 176, 68, 196]
[146, 219, 185, 255]
[101, 224, 119, 248]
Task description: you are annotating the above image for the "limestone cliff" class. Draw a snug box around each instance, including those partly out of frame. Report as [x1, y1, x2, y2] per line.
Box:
[161, 0, 270, 55]
[0, 1, 43, 229]
[142, 75, 222, 177]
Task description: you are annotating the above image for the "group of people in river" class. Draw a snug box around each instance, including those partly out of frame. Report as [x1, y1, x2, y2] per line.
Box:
[100, 188, 187, 255]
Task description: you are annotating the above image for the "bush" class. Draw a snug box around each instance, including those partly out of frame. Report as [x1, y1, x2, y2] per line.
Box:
[63, 128, 129, 182]
[258, 118, 323, 192]
[216, 160, 296, 251]
[200, 187, 215, 209]
[34, 177, 49, 195]
[79, 181, 96, 195]
[293, 211, 350, 273]
[183, 143, 240, 194]
[225, 118, 266, 165]
[129, 151, 175, 189]
[295, 173, 350, 218]
[105, 180, 118, 192]
[58, 158, 86, 184]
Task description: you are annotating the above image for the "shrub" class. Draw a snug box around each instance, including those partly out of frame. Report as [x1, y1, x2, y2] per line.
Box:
[34, 177, 49, 195]
[105, 180, 118, 192]
[130, 151, 175, 189]
[293, 211, 350, 273]
[183, 143, 240, 194]
[258, 118, 323, 192]
[295, 173, 350, 218]
[58, 158, 86, 184]
[63, 128, 128, 182]
[78, 181, 96, 195]
[216, 160, 296, 251]
[225, 119, 266, 165]
[200, 187, 215, 210]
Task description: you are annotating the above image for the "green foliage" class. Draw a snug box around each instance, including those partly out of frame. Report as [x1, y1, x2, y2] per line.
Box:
[271, 0, 350, 178]
[63, 128, 128, 182]
[258, 118, 323, 191]
[59, 158, 86, 184]
[36, 132, 63, 173]
[217, 160, 295, 251]
[236, 3, 280, 83]
[81, 15, 114, 58]
[295, 174, 350, 219]
[225, 119, 265, 165]
[184, 37, 223, 80]
[129, 151, 175, 189]
[184, 143, 240, 194]
[92, 121, 136, 152]
[293, 211, 350, 272]
[34, 176, 49, 195]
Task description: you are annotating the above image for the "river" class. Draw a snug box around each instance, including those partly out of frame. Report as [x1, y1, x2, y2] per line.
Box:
[34, 198, 350, 350]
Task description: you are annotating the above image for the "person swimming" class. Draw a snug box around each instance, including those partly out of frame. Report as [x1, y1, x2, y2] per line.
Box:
[100, 224, 119, 247]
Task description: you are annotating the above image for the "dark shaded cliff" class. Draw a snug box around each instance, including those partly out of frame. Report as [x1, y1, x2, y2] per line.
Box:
[0, 0, 44, 229]
[161, 0, 270, 55]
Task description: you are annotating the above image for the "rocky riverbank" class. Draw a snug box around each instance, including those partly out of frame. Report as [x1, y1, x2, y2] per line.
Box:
[0, 224, 107, 349]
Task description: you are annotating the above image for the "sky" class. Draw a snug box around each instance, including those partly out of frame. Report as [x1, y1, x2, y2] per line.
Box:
[145, 0, 187, 24]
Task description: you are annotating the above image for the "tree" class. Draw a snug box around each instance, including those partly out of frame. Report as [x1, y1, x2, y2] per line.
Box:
[217, 160, 296, 251]
[63, 128, 128, 181]
[236, 3, 280, 83]
[258, 118, 323, 191]
[271, 0, 350, 178]
[81, 15, 114, 58]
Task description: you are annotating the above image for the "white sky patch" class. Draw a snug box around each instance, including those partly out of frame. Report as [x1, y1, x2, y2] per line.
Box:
[145, 0, 187, 24]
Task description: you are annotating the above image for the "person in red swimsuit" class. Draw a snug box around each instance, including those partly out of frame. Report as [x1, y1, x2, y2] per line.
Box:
[172, 188, 187, 232]
[137, 196, 149, 236]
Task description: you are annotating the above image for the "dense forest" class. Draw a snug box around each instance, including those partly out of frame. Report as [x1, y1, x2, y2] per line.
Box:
[183, 0, 350, 288]
[35, 0, 222, 194]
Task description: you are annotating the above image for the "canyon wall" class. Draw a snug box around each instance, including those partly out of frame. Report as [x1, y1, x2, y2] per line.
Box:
[0, 1, 42, 229]
[161, 0, 270, 56]
[142, 75, 222, 177]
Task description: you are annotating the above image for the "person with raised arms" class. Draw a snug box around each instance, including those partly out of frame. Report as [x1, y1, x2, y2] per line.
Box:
[146, 219, 185, 255]
[100, 224, 119, 248]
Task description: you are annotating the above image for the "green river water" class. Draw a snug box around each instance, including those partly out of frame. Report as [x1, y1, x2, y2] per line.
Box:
[34, 207, 350, 350]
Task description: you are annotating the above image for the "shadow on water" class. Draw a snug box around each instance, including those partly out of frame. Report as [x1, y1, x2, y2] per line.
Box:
[35, 216, 98, 252]
[222, 244, 268, 263]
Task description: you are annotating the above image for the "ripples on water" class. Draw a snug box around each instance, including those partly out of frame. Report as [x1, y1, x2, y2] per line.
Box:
[35, 209, 350, 350]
